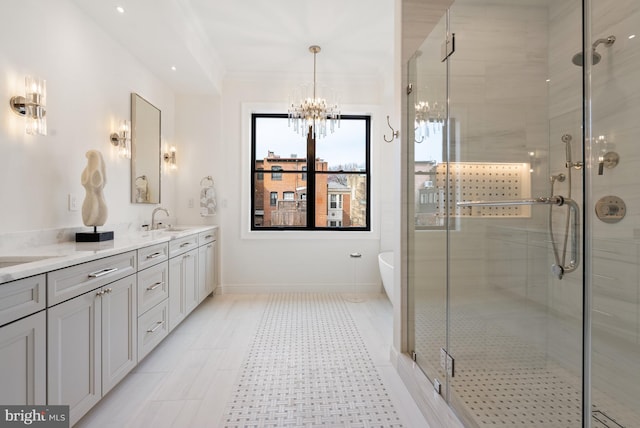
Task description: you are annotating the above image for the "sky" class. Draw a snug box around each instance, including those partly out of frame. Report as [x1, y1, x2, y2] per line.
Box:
[255, 117, 367, 169]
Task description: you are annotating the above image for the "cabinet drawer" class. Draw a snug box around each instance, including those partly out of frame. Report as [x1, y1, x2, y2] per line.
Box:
[198, 229, 217, 245]
[137, 262, 169, 315]
[0, 274, 46, 327]
[137, 300, 169, 361]
[47, 251, 137, 306]
[137, 242, 169, 271]
[169, 235, 199, 258]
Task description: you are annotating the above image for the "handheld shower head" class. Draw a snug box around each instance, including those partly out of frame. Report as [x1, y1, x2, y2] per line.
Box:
[562, 134, 572, 165]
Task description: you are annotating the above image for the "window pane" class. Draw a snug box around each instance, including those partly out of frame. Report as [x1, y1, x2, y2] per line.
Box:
[315, 173, 367, 228]
[255, 117, 307, 164]
[315, 119, 367, 172]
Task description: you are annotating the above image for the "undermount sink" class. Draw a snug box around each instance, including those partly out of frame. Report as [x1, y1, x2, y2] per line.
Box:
[0, 255, 57, 269]
[164, 226, 191, 232]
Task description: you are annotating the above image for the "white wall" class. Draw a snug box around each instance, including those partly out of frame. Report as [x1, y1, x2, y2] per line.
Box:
[173, 94, 223, 226]
[1, 1, 400, 298]
[0, 0, 177, 237]
[218, 75, 389, 293]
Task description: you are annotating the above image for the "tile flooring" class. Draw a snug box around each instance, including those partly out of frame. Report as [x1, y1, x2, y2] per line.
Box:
[76, 293, 429, 428]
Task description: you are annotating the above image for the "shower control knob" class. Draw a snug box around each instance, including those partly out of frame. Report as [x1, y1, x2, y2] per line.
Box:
[595, 196, 626, 223]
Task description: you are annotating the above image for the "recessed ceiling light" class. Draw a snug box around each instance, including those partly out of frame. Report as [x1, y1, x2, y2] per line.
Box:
[171, 66, 177, 71]
[629, 34, 636, 40]
[116, 6, 125, 14]
[546, 79, 551, 82]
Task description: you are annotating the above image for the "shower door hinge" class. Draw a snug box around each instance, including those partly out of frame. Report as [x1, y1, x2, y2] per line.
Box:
[433, 378, 442, 395]
[411, 350, 417, 361]
[440, 348, 455, 377]
[407, 83, 413, 95]
[441, 33, 456, 62]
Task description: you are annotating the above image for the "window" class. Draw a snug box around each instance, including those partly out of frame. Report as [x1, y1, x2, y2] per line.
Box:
[329, 194, 343, 209]
[271, 166, 282, 180]
[251, 114, 370, 230]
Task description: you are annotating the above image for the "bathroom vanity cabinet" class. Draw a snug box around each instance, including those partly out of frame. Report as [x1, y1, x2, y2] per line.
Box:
[0, 225, 218, 426]
[0, 274, 47, 405]
[136, 242, 170, 360]
[47, 252, 138, 425]
[168, 234, 200, 331]
[198, 229, 217, 303]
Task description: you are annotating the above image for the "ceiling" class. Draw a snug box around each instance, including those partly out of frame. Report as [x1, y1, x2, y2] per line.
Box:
[71, 0, 396, 95]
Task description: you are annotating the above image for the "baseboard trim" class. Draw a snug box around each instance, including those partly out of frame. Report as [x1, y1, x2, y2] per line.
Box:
[219, 282, 382, 294]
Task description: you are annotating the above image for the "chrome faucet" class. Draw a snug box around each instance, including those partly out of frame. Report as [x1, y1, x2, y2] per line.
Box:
[151, 207, 170, 230]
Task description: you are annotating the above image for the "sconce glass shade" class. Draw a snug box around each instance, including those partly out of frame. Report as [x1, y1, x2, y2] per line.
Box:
[164, 147, 177, 170]
[110, 119, 131, 158]
[10, 76, 47, 136]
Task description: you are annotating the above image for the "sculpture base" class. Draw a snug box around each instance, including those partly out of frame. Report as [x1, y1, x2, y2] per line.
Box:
[76, 230, 114, 242]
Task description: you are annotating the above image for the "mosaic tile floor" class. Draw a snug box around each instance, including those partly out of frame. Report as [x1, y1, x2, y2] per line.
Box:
[222, 293, 403, 428]
[412, 296, 640, 428]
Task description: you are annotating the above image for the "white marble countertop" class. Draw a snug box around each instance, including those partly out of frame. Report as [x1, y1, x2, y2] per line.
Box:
[0, 225, 218, 285]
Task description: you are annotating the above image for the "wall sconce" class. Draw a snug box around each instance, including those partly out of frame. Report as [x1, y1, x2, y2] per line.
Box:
[164, 146, 177, 170]
[110, 119, 131, 158]
[9, 76, 47, 135]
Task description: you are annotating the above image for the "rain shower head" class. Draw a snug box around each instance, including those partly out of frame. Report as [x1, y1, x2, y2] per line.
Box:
[572, 35, 616, 66]
[572, 50, 601, 66]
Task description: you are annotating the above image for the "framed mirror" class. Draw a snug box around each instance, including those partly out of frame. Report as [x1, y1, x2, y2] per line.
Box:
[131, 93, 161, 203]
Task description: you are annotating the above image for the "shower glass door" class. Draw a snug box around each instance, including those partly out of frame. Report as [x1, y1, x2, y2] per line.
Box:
[407, 11, 449, 398]
[589, 1, 640, 427]
[447, 0, 585, 426]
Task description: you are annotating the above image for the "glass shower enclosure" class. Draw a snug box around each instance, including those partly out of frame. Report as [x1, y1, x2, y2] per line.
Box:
[406, 1, 640, 427]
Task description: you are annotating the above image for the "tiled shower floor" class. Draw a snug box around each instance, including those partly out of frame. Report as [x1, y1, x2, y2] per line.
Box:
[413, 298, 639, 428]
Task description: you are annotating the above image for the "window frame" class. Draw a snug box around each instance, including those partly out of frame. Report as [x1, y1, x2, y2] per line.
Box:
[250, 113, 371, 231]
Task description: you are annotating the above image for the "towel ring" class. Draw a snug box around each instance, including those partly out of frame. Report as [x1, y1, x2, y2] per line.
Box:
[200, 175, 214, 186]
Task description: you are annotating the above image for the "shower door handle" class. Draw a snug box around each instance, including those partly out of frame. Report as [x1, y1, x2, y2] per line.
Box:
[457, 196, 580, 277]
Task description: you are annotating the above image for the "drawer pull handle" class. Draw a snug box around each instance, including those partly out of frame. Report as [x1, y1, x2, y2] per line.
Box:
[147, 321, 164, 333]
[205, 235, 214, 239]
[146, 252, 163, 259]
[96, 290, 105, 297]
[104, 288, 113, 294]
[146, 281, 164, 291]
[207, 244, 213, 249]
[180, 242, 192, 248]
[88, 267, 118, 278]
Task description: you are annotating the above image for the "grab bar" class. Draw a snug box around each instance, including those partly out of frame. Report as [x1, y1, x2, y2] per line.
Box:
[457, 196, 565, 207]
[457, 196, 580, 278]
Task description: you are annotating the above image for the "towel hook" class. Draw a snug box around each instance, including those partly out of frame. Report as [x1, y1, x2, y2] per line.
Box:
[384, 115, 399, 143]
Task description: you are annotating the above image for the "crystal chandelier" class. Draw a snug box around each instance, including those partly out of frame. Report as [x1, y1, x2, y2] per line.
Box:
[415, 99, 445, 140]
[288, 45, 340, 139]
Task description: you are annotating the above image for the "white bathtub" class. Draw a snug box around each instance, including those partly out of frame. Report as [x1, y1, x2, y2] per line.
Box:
[378, 251, 394, 302]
